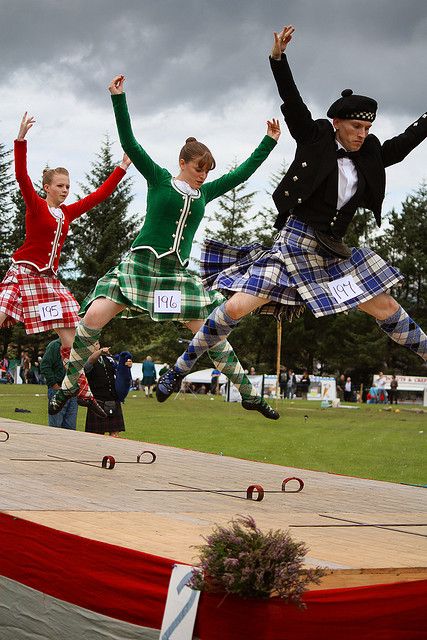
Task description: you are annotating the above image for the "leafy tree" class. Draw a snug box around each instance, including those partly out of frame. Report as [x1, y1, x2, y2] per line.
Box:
[66, 137, 137, 301]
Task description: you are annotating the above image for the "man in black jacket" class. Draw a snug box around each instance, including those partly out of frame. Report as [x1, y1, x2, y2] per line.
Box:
[157, 25, 427, 405]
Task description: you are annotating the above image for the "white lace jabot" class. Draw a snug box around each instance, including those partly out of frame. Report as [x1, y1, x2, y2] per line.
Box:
[173, 179, 199, 197]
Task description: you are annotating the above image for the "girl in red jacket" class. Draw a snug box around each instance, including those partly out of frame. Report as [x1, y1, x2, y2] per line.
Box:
[0, 113, 131, 414]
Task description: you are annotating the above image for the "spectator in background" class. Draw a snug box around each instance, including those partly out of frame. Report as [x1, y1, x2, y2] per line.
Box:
[210, 368, 221, 395]
[40, 339, 78, 429]
[336, 373, 346, 402]
[20, 351, 31, 383]
[377, 371, 388, 404]
[286, 368, 297, 399]
[84, 344, 132, 437]
[367, 383, 379, 404]
[278, 365, 287, 399]
[298, 370, 311, 399]
[141, 355, 156, 398]
[249, 366, 256, 375]
[389, 375, 398, 404]
[344, 376, 353, 402]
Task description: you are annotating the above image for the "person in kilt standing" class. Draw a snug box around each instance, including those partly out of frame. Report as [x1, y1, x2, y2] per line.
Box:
[0, 113, 131, 416]
[157, 24, 427, 403]
[141, 355, 156, 398]
[49, 74, 281, 420]
[84, 344, 132, 437]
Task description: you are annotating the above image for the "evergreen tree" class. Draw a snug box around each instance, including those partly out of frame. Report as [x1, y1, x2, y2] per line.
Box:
[8, 189, 27, 254]
[205, 162, 256, 246]
[252, 160, 287, 246]
[0, 144, 14, 278]
[344, 207, 378, 248]
[67, 137, 137, 301]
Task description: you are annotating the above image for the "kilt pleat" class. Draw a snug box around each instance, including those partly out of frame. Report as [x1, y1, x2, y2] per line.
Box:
[0, 264, 80, 334]
[85, 401, 125, 434]
[80, 249, 225, 321]
[201, 216, 403, 319]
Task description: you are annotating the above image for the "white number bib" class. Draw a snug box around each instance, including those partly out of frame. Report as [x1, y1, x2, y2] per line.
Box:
[154, 290, 182, 313]
[327, 275, 364, 303]
[160, 564, 201, 640]
[38, 301, 63, 321]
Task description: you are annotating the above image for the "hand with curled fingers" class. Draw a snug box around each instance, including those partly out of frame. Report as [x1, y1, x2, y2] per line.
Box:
[108, 75, 125, 95]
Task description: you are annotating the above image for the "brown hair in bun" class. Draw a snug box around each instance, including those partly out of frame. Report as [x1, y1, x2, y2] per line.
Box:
[179, 138, 216, 171]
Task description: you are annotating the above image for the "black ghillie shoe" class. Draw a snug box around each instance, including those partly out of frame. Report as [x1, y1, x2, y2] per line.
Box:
[241, 398, 280, 420]
[48, 388, 78, 415]
[78, 397, 107, 418]
[156, 368, 185, 402]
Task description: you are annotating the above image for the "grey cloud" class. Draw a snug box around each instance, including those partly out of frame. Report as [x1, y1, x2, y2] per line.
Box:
[1, 0, 426, 118]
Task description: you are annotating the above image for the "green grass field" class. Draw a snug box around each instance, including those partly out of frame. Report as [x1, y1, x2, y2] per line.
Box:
[1, 384, 426, 485]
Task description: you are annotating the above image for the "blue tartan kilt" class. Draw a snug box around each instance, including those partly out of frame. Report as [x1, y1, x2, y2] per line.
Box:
[200, 216, 403, 319]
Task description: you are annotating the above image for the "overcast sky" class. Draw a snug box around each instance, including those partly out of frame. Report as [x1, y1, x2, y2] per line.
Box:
[1, 0, 426, 262]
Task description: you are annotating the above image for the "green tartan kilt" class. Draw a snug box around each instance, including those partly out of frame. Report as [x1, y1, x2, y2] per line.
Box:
[79, 249, 225, 322]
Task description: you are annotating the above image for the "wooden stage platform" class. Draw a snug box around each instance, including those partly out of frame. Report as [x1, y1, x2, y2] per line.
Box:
[1, 416, 426, 589]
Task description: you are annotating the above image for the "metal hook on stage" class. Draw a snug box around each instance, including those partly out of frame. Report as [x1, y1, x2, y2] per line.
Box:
[282, 477, 304, 492]
[246, 484, 264, 501]
[0, 430, 9, 442]
[101, 455, 116, 469]
[136, 450, 156, 464]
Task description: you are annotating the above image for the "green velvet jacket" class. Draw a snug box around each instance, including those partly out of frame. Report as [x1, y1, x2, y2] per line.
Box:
[112, 93, 277, 265]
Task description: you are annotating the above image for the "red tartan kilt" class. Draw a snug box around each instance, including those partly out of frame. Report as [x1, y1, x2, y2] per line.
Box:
[0, 263, 80, 334]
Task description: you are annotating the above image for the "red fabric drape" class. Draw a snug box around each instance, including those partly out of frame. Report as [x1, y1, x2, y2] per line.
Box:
[0, 512, 426, 638]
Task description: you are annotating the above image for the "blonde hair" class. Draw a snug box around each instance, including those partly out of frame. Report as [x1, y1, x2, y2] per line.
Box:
[42, 167, 69, 187]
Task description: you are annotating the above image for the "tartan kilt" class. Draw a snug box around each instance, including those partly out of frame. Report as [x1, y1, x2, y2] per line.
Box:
[201, 216, 404, 319]
[0, 263, 80, 334]
[80, 249, 225, 322]
[85, 401, 125, 434]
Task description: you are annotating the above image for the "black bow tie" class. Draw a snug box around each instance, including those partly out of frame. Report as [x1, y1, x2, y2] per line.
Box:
[336, 147, 359, 159]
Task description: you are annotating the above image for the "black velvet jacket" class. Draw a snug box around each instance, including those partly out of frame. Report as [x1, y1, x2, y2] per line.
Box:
[270, 54, 427, 233]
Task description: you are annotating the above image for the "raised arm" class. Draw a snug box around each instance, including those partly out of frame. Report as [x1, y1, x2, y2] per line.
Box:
[203, 120, 280, 203]
[269, 25, 318, 143]
[380, 112, 427, 168]
[109, 75, 165, 185]
[14, 112, 39, 210]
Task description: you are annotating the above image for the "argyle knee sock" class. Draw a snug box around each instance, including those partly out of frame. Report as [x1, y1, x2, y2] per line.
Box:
[60, 346, 92, 400]
[61, 322, 101, 393]
[208, 340, 258, 402]
[175, 303, 239, 374]
[377, 306, 427, 361]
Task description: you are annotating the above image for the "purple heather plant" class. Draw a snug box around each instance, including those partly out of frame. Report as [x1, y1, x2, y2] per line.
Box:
[188, 515, 326, 607]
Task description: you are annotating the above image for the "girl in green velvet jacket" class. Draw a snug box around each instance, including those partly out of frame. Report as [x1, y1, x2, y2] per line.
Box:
[49, 74, 281, 420]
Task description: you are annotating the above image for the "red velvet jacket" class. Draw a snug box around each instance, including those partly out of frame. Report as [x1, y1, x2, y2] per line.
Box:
[12, 140, 126, 274]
